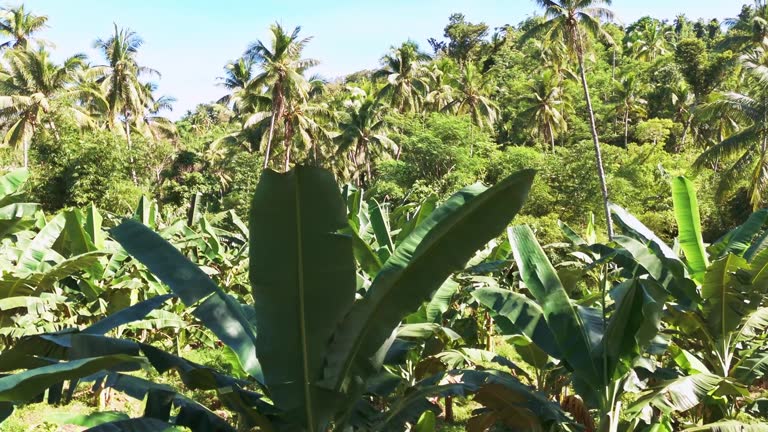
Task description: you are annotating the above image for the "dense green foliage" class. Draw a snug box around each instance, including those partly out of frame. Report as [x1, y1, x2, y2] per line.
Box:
[4, 1, 768, 431]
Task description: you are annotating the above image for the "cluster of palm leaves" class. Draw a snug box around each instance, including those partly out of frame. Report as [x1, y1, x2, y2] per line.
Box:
[0, 7, 175, 172]
[209, 23, 499, 188]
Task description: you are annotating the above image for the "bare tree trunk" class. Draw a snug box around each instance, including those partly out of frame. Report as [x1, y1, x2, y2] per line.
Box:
[48, 120, 61, 143]
[624, 110, 629, 147]
[22, 139, 28, 168]
[283, 145, 292, 171]
[263, 89, 284, 170]
[576, 31, 614, 239]
[125, 114, 138, 185]
[549, 123, 556, 153]
[282, 111, 296, 172]
[680, 114, 692, 152]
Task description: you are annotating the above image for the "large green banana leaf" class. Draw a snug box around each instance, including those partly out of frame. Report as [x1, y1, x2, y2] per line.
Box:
[672, 176, 709, 282]
[0, 169, 29, 207]
[322, 170, 534, 399]
[248, 166, 356, 430]
[15, 212, 66, 273]
[0, 355, 142, 402]
[506, 225, 601, 398]
[111, 220, 262, 382]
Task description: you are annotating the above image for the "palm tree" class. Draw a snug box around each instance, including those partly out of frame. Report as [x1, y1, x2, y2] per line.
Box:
[280, 76, 334, 170]
[628, 21, 673, 62]
[721, 2, 768, 52]
[613, 75, 647, 146]
[93, 24, 159, 184]
[518, 71, 570, 152]
[424, 58, 456, 112]
[374, 41, 431, 113]
[136, 82, 177, 142]
[245, 23, 318, 170]
[216, 57, 255, 113]
[0, 48, 88, 167]
[443, 63, 498, 131]
[670, 81, 696, 149]
[0, 5, 47, 50]
[695, 48, 768, 209]
[522, 0, 616, 238]
[528, 38, 576, 79]
[335, 94, 395, 186]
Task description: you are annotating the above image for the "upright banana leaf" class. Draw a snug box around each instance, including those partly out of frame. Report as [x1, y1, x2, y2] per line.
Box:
[506, 225, 601, 398]
[671, 177, 709, 282]
[248, 166, 356, 429]
[323, 170, 534, 400]
[701, 254, 750, 340]
[478, 225, 664, 413]
[85, 203, 105, 252]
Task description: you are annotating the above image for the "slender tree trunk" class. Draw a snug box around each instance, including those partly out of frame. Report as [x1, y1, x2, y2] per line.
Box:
[624, 110, 629, 147]
[283, 114, 294, 172]
[576, 31, 614, 239]
[124, 112, 138, 185]
[48, 120, 61, 143]
[680, 117, 691, 152]
[263, 89, 284, 169]
[283, 144, 292, 171]
[549, 123, 556, 153]
[22, 139, 28, 169]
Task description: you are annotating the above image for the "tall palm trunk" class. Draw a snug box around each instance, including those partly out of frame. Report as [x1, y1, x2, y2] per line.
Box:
[124, 111, 138, 185]
[549, 123, 556, 153]
[575, 30, 614, 239]
[48, 120, 61, 143]
[623, 109, 630, 148]
[22, 137, 29, 169]
[283, 113, 294, 172]
[263, 85, 284, 170]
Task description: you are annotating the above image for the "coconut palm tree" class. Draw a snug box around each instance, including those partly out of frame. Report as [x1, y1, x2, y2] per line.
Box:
[528, 38, 576, 79]
[277, 76, 334, 170]
[628, 21, 673, 62]
[0, 48, 88, 167]
[695, 48, 768, 209]
[93, 24, 159, 183]
[721, 1, 768, 52]
[424, 58, 456, 112]
[216, 57, 255, 113]
[335, 94, 395, 186]
[521, 0, 616, 238]
[518, 71, 570, 152]
[245, 23, 318, 170]
[671, 81, 696, 148]
[443, 63, 498, 131]
[136, 82, 177, 142]
[374, 41, 431, 113]
[613, 75, 647, 146]
[0, 5, 47, 50]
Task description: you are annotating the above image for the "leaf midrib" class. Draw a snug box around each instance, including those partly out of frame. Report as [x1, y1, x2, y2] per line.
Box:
[294, 174, 315, 432]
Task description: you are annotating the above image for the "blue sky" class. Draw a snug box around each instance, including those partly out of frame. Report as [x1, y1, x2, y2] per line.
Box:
[23, 0, 749, 118]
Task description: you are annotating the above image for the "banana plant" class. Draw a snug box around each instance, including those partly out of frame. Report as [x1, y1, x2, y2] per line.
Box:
[0, 166, 573, 431]
[602, 178, 768, 428]
[474, 225, 666, 432]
